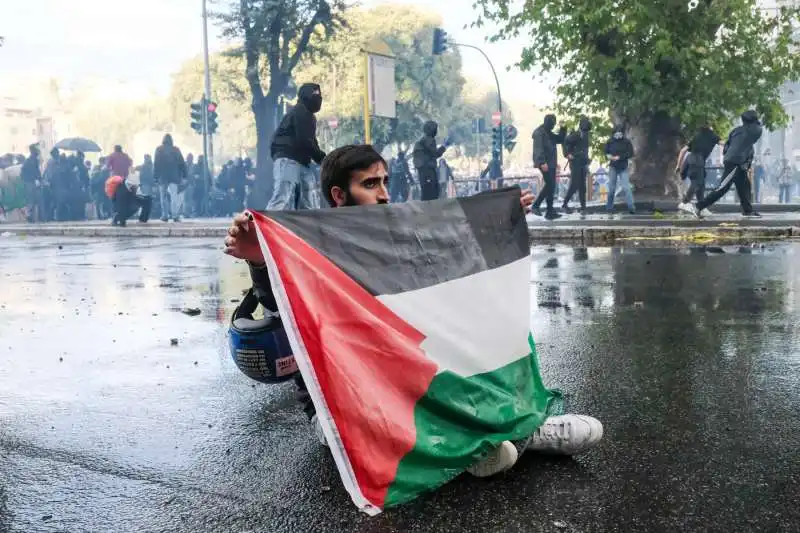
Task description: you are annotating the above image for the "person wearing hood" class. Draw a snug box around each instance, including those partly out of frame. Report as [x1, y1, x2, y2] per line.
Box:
[562, 116, 592, 213]
[153, 134, 188, 222]
[268, 82, 326, 210]
[604, 125, 636, 214]
[688, 110, 763, 218]
[412, 120, 451, 201]
[678, 125, 721, 217]
[531, 114, 567, 219]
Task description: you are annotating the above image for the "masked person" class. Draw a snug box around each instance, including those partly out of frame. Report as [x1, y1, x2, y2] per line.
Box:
[268, 83, 325, 210]
[531, 114, 567, 219]
[562, 116, 592, 214]
[687, 110, 763, 218]
[412, 120, 451, 201]
[223, 144, 603, 480]
[678, 125, 720, 217]
[604, 125, 636, 214]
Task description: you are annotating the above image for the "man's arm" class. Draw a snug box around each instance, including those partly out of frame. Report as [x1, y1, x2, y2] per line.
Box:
[532, 129, 547, 166]
[294, 109, 326, 164]
[248, 262, 279, 313]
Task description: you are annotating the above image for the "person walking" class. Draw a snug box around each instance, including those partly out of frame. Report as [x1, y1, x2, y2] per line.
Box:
[153, 134, 188, 222]
[562, 116, 592, 214]
[530, 114, 567, 219]
[604, 125, 636, 214]
[687, 110, 763, 218]
[678, 125, 720, 217]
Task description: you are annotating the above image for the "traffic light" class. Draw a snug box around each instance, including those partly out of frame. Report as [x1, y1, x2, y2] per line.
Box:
[491, 126, 503, 156]
[504, 124, 518, 152]
[190, 100, 204, 134]
[207, 101, 218, 135]
[432, 28, 448, 55]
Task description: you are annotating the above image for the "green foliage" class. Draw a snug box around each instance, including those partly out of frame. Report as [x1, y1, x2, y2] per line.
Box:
[473, 0, 800, 136]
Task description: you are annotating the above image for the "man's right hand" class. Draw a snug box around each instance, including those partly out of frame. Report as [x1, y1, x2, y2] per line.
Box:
[224, 212, 265, 265]
[540, 163, 549, 173]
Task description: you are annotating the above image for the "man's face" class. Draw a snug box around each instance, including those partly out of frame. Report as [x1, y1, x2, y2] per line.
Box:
[331, 161, 390, 207]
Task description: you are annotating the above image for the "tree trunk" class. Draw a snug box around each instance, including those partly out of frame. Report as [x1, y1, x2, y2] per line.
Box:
[627, 112, 683, 199]
[248, 92, 280, 210]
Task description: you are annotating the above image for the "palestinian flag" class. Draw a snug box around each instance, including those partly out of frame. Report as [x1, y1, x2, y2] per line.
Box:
[250, 188, 560, 515]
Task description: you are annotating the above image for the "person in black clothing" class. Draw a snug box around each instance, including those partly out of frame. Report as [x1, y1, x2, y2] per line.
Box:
[412, 120, 450, 201]
[389, 151, 412, 202]
[689, 110, 763, 218]
[268, 83, 325, 210]
[20, 144, 42, 222]
[604, 125, 636, 214]
[112, 176, 151, 227]
[678, 125, 720, 215]
[531, 114, 567, 219]
[562, 116, 592, 214]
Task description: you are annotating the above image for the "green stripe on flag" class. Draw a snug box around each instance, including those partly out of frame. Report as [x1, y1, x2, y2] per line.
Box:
[384, 334, 561, 507]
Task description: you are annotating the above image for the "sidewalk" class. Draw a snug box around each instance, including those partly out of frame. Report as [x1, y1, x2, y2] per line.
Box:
[2, 212, 799, 243]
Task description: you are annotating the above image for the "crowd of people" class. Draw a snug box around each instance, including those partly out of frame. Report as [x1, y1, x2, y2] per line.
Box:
[0, 134, 260, 224]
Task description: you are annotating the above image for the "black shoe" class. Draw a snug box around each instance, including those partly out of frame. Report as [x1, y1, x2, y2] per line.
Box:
[531, 207, 543, 217]
[544, 210, 562, 220]
[628, 209, 636, 215]
[742, 211, 762, 218]
[562, 205, 574, 214]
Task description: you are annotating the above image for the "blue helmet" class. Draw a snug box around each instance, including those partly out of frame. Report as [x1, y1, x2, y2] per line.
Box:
[228, 289, 298, 384]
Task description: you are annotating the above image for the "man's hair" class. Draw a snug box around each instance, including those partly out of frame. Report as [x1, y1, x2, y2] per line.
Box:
[320, 144, 387, 207]
[114, 145, 122, 153]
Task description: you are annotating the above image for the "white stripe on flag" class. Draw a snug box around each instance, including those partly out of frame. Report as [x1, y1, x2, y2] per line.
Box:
[377, 256, 532, 378]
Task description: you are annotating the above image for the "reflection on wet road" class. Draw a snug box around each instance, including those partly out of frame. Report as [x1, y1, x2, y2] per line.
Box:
[1, 237, 799, 532]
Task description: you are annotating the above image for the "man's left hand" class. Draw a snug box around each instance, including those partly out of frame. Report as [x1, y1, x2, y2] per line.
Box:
[520, 190, 534, 212]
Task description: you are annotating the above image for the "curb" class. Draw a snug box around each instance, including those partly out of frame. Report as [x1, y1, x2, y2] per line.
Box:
[2, 224, 798, 243]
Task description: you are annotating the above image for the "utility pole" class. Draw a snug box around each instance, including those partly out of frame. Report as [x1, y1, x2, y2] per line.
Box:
[202, 0, 214, 176]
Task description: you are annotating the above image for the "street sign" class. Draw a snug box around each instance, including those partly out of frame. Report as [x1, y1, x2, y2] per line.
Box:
[367, 53, 397, 119]
[491, 112, 502, 126]
[328, 118, 339, 129]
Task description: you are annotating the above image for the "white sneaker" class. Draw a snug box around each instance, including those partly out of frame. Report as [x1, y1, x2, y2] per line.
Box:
[678, 202, 695, 215]
[466, 440, 518, 478]
[527, 414, 604, 456]
[311, 414, 329, 447]
[700, 208, 713, 217]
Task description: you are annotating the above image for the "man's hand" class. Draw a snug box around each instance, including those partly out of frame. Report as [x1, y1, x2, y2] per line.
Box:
[520, 190, 534, 212]
[611, 155, 620, 161]
[540, 163, 549, 173]
[224, 212, 265, 265]
[567, 154, 574, 160]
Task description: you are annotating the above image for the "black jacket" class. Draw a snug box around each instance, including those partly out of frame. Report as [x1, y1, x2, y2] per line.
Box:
[154, 140, 187, 185]
[688, 127, 721, 161]
[412, 121, 446, 170]
[563, 130, 591, 166]
[532, 125, 566, 167]
[723, 116, 763, 166]
[604, 131, 635, 171]
[271, 83, 325, 166]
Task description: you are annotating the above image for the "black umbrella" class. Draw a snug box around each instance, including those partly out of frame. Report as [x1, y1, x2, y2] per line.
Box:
[53, 137, 102, 153]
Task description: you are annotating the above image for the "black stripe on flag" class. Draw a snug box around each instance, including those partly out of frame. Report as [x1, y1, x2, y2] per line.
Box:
[261, 187, 529, 296]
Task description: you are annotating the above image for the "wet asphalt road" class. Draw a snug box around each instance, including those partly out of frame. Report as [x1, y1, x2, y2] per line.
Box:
[1, 237, 800, 533]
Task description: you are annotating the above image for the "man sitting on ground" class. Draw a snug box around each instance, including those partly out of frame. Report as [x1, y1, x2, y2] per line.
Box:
[223, 144, 604, 478]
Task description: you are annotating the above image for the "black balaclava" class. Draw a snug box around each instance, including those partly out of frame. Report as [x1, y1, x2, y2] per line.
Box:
[612, 125, 625, 140]
[298, 83, 323, 114]
[579, 116, 592, 132]
[423, 120, 439, 138]
[741, 110, 759, 124]
[544, 114, 557, 131]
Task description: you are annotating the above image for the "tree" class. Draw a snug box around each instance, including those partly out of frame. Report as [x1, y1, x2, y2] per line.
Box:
[298, 5, 465, 154]
[474, 0, 800, 197]
[215, 0, 347, 206]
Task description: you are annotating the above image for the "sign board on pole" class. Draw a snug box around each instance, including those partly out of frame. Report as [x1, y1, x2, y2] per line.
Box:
[367, 54, 396, 119]
[328, 118, 339, 129]
[491, 112, 502, 126]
